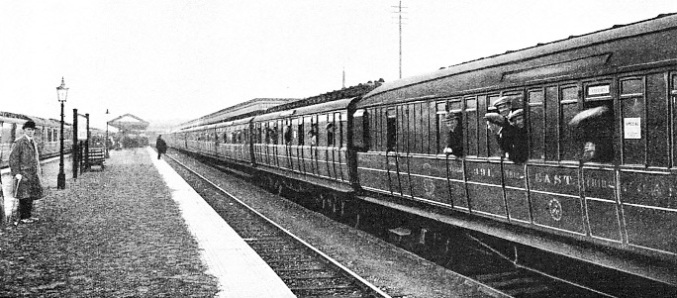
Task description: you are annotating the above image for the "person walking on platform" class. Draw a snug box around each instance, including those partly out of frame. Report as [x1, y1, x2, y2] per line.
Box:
[156, 135, 167, 160]
[9, 120, 43, 224]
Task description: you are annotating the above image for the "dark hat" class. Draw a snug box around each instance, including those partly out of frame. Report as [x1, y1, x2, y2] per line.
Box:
[445, 109, 462, 120]
[22, 120, 36, 129]
[493, 96, 513, 108]
[484, 113, 506, 126]
[508, 109, 524, 120]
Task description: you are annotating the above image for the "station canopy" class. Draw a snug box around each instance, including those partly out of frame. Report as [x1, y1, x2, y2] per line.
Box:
[108, 114, 149, 132]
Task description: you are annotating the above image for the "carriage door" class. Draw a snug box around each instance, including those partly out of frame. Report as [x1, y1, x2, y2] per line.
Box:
[386, 107, 403, 196]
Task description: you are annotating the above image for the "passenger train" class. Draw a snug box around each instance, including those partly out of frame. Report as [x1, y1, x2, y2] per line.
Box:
[0, 111, 73, 168]
[169, 14, 677, 286]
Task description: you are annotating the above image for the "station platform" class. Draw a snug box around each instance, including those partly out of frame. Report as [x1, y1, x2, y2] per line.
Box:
[1, 147, 296, 298]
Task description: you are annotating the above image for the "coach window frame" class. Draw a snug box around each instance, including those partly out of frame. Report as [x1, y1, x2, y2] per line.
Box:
[435, 100, 447, 154]
[486, 93, 502, 157]
[558, 84, 580, 161]
[527, 88, 545, 161]
[616, 77, 646, 165]
[386, 107, 397, 152]
[464, 96, 478, 156]
[327, 113, 335, 147]
[581, 79, 615, 164]
[668, 72, 677, 169]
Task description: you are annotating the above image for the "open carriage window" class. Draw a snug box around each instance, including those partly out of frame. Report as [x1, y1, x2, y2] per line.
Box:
[386, 108, 397, 152]
[297, 118, 304, 146]
[444, 100, 464, 157]
[326, 114, 335, 147]
[353, 109, 369, 151]
[568, 83, 614, 163]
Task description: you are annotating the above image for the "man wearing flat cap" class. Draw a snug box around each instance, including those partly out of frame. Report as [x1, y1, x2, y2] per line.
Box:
[485, 112, 527, 163]
[493, 96, 513, 118]
[507, 109, 528, 163]
[9, 120, 44, 224]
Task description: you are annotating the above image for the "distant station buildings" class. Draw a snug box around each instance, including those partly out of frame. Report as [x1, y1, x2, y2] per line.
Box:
[108, 113, 150, 148]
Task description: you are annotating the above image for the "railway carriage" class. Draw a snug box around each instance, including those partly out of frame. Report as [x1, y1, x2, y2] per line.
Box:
[252, 98, 354, 193]
[353, 13, 677, 285]
[217, 117, 255, 166]
[0, 111, 73, 167]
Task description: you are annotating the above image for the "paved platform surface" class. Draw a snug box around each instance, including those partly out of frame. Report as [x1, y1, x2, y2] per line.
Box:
[1, 147, 296, 297]
[149, 147, 296, 298]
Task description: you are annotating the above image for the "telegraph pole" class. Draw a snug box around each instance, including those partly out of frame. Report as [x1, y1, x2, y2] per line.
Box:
[393, 0, 406, 79]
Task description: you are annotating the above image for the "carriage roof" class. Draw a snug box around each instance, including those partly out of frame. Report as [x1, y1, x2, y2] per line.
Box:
[359, 13, 677, 107]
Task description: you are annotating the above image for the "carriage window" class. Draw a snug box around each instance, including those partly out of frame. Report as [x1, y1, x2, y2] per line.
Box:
[528, 89, 545, 159]
[571, 83, 614, 163]
[620, 78, 644, 165]
[339, 112, 347, 148]
[397, 105, 407, 152]
[297, 118, 304, 146]
[407, 103, 419, 153]
[621, 79, 643, 95]
[544, 87, 558, 160]
[559, 86, 579, 161]
[444, 100, 464, 157]
[353, 109, 369, 151]
[465, 97, 478, 156]
[386, 108, 397, 151]
[272, 122, 279, 145]
[309, 118, 318, 146]
[487, 94, 501, 157]
[303, 116, 314, 146]
[435, 101, 447, 154]
[327, 114, 335, 146]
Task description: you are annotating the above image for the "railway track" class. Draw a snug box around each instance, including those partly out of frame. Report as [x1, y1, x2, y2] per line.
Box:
[166, 154, 393, 298]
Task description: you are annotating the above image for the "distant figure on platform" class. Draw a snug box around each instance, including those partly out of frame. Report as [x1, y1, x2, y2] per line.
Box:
[9, 120, 43, 224]
[156, 135, 167, 160]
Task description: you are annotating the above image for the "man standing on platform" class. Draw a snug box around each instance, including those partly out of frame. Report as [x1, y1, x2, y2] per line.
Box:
[156, 135, 167, 160]
[9, 120, 43, 224]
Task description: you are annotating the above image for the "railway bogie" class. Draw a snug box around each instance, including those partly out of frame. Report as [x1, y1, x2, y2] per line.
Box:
[169, 13, 677, 289]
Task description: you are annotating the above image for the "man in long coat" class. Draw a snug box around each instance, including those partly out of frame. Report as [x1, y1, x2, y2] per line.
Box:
[9, 120, 43, 223]
[156, 135, 168, 160]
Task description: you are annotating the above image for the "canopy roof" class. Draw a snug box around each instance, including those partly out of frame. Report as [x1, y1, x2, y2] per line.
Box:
[108, 114, 149, 131]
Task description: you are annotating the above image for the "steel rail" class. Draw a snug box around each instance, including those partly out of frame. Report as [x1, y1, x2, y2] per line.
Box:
[166, 153, 393, 298]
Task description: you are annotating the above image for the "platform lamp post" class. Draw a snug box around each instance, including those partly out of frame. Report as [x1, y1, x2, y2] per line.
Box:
[56, 77, 69, 190]
[105, 109, 110, 158]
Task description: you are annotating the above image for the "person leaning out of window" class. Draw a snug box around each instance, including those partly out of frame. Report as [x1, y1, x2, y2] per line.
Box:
[484, 111, 526, 163]
[507, 109, 528, 163]
[443, 110, 463, 156]
[568, 105, 614, 163]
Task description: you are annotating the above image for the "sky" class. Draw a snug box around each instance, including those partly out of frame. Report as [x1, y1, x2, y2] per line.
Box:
[1, 0, 676, 131]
